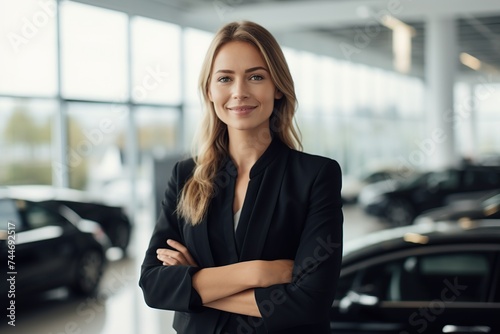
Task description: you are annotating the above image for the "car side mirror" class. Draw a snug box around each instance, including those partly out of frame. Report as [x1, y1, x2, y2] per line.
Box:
[339, 290, 379, 314]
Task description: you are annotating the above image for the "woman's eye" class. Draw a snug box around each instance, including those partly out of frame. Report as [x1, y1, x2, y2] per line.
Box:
[250, 75, 263, 81]
[217, 76, 231, 83]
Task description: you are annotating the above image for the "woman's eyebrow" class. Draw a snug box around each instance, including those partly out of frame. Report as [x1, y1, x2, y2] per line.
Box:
[214, 66, 269, 74]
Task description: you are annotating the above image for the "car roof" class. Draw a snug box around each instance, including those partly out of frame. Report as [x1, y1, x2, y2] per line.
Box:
[343, 220, 500, 264]
[0, 185, 97, 203]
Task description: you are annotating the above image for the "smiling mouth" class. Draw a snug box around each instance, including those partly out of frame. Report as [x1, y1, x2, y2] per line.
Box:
[228, 105, 257, 112]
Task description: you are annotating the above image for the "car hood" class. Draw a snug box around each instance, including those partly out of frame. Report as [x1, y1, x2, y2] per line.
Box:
[342, 221, 500, 264]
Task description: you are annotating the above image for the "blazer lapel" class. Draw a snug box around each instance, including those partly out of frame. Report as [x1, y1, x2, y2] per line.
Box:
[187, 215, 216, 268]
[238, 148, 289, 261]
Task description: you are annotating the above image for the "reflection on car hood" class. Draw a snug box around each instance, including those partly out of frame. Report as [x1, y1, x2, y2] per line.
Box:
[342, 221, 500, 260]
[16, 226, 64, 244]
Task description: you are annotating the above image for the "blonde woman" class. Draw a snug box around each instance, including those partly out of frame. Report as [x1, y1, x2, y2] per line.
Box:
[139, 20, 343, 334]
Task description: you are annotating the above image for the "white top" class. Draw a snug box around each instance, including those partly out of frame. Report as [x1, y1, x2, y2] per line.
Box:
[233, 208, 242, 231]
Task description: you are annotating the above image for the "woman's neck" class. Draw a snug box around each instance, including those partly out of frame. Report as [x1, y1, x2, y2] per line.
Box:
[227, 127, 272, 173]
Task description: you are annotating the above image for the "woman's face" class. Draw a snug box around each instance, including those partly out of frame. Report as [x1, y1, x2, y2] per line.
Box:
[208, 41, 282, 134]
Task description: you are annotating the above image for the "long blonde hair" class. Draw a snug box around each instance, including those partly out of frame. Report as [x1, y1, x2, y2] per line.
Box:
[177, 20, 302, 226]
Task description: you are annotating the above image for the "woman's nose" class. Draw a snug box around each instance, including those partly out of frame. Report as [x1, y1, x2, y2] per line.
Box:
[232, 79, 249, 100]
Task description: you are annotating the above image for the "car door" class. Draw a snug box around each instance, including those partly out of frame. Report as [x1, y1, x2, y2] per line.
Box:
[15, 200, 78, 294]
[330, 244, 500, 334]
[0, 199, 24, 297]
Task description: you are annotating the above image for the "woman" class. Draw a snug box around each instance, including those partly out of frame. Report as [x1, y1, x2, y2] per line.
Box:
[139, 20, 343, 334]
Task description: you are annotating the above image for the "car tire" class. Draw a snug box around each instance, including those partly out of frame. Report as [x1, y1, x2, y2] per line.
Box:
[72, 249, 104, 296]
[386, 199, 414, 226]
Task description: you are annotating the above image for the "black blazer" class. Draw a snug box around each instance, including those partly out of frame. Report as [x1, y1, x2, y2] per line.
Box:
[139, 138, 343, 333]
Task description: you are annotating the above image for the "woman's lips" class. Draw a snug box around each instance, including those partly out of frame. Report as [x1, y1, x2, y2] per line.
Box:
[227, 105, 257, 115]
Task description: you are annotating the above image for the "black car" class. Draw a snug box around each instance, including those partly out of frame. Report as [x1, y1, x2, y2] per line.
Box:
[330, 221, 500, 334]
[0, 193, 108, 300]
[342, 169, 415, 204]
[3, 185, 132, 252]
[358, 166, 500, 226]
[414, 192, 500, 225]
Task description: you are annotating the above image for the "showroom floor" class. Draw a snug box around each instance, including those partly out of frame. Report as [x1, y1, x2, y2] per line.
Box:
[2, 204, 387, 334]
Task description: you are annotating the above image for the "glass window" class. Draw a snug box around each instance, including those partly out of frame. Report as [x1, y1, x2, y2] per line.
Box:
[183, 28, 213, 106]
[66, 102, 128, 190]
[337, 60, 357, 116]
[0, 98, 56, 186]
[135, 107, 181, 154]
[94, 107, 181, 210]
[295, 51, 319, 115]
[182, 28, 213, 146]
[131, 17, 182, 104]
[282, 47, 300, 90]
[60, 1, 128, 101]
[317, 56, 337, 114]
[0, 0, 57, 96]
[476, 83, 500, 156]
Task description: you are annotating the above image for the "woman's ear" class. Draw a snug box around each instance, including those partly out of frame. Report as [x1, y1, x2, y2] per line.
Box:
[274, 89, 283, 99]
[207, 88, 213, 102]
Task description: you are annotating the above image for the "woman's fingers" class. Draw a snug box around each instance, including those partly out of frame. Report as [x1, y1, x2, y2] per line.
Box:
[156, 248, 187, 265]
[156, 239, 198, 267]
[167, 239, 198, 267]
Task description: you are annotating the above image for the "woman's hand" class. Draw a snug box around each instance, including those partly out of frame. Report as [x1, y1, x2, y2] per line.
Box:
[257, 259, 294, 287]
[156, 239, 198, 267]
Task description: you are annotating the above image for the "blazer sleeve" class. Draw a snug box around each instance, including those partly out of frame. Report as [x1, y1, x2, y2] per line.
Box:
[139, 161, 203, 312]
[254, 159, 343, 331]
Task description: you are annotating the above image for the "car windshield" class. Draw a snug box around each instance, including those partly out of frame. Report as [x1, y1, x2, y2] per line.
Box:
[399, 172, 427, 189]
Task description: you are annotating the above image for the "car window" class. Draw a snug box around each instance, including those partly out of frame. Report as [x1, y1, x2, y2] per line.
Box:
[0, 199, 22, 230]
[335, 260, 405, 301]
[416, 253, 490, 302]
[464, 170, 500, 189]
[23, 202, 68, 230]
[427, 170, 459, 190]
[344, 252, 494, 303]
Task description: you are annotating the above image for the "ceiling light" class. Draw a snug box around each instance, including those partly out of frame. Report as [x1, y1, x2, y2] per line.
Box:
[460, 52, 482, 70]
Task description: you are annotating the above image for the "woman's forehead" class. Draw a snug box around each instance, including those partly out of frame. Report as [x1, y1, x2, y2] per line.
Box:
[212, 41, 267, 72]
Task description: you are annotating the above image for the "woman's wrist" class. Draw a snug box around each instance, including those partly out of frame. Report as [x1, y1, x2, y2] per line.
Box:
[238, 260, 266, 288]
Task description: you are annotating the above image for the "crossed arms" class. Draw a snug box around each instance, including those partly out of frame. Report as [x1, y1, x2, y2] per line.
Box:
[156, 239, 293, 317]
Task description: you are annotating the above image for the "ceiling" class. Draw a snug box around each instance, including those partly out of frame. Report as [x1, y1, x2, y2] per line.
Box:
[75, 0, 500, 80]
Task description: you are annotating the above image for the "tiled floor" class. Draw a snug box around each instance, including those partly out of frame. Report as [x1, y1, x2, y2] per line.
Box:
[1, 204, 387, 334]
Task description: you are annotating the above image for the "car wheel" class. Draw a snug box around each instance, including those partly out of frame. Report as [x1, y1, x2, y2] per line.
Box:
[386, 199, 414, 226]
[72, 249, 104, 295]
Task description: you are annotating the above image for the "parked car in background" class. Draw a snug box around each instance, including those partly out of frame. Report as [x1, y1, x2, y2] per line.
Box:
[342, 168, 411, 204]
[478, 153, 500, 167]
[330, 220, 500, 334]
[3, 185, 132, 252]
[414, 191, 500, 226]
[0, 192, 108, 299]
[358, 165, 500, 226]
